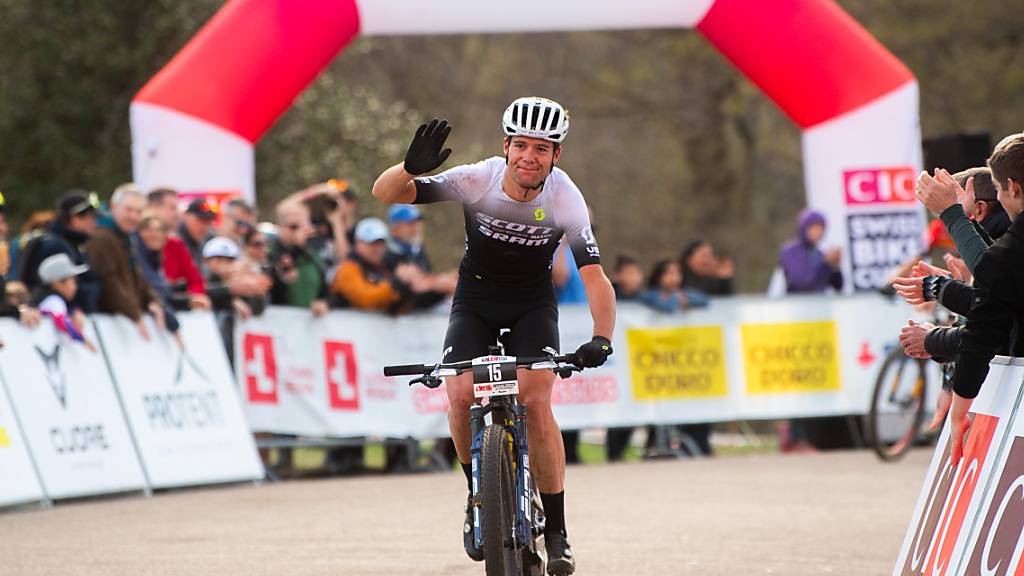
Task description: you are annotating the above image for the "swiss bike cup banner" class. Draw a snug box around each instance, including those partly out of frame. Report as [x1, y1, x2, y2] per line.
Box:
[0, 362, 45, 507]
[94, 313, 263, 488]
[237, 294, 934, 438]
[892, 358, 1024, 576]
[0, 319, 146, 499]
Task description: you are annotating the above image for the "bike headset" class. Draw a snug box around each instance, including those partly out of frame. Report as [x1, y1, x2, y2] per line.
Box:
[501, 97, 570, 199]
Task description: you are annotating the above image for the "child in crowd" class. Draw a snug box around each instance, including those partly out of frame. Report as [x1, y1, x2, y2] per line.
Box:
[640, 259, 710, 312]
[30, 253, 97, 352]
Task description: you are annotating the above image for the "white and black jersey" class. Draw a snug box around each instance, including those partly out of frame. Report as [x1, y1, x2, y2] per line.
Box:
[414, 157, 600, 292]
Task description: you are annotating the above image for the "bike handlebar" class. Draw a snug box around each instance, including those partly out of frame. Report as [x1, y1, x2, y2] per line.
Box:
[383, 353, 581, 378]
[383, 364, 431, 377]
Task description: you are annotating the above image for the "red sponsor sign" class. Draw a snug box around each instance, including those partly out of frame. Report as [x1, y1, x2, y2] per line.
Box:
[552, 375, 619, 405]
[844, 167, 916, 205]
[325, 341, 359, 411]
[901, 414, 1000, 575]
[243, 333, 278, 404]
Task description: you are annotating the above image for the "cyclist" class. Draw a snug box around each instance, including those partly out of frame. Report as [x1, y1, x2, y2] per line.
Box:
[372, 97, 615, 574]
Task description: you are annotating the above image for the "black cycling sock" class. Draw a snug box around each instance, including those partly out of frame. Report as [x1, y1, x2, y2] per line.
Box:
[461, 461, 473, 492]
[540, 491, 565, 536]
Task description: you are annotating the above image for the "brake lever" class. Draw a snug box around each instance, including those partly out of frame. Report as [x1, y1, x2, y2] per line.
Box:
[409, 375, 443, 389]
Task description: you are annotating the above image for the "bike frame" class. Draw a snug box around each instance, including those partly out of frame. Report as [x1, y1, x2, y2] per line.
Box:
[469, 391, 536, 554]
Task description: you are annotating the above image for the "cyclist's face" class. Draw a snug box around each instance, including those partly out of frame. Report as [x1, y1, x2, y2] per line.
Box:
[505, 137, 560, 189]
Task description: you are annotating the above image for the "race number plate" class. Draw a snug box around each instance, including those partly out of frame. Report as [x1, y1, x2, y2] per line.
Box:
[472, 355, 519, 399]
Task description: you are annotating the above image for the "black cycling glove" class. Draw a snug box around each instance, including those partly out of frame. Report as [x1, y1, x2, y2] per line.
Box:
[574, 336, 613, 368]
[403, 119, 452, 176]
[922, 275, 951, 302]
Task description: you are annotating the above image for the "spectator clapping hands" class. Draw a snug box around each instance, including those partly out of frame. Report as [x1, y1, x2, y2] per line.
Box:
[916, 168, 972, 216]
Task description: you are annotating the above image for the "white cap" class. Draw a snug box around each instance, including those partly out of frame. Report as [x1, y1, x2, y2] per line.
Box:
[202, 236, 240, 260]
[38, 253, 89, 284]
[355, 218, 389, 243]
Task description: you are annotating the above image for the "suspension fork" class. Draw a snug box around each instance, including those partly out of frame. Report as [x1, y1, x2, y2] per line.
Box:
[470, 403, 485, 549]
[515, 401, 534, 546]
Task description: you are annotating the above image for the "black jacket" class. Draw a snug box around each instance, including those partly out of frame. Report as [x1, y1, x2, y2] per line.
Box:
[952, 212, 1024, 398]
[924, 280, 981, 361]
[18, 222, 101, 313]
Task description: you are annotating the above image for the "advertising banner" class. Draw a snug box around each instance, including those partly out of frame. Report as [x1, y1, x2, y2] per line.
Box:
[0, 320, 147, 499]
[95, 313, 263, 488]
[237, 294, 934, 438]
[0, 360, 45, 507]
[892, 359, 1024, 576]
[956, 359, 1024, 575]
[801, 82, 925, 293]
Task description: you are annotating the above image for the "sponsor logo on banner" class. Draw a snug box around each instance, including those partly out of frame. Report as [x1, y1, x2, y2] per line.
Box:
[34, 343, 67, 407]
[741, 321, 840, 394]
[141, 350, 225, 432]
[0, 404, 8, 447]
[552, 375, 619, 405]
[966, 435, 1024, 574]
[847, 212, 923, 291]
[899, 414, 999, 575]
[627, 326, 727, 400]
[325, 341, 359, 411]
[243, 333, 278, 404]
[843, 167, 916, 205]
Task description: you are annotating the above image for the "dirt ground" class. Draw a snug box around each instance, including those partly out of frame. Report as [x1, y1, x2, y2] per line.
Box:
[0, 449, 931, 576]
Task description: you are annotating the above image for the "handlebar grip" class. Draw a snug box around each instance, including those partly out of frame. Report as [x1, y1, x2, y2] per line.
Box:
[384, 364, 428, 377]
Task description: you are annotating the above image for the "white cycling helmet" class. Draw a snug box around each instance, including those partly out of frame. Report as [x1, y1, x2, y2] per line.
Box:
[501, 97, 569, 143]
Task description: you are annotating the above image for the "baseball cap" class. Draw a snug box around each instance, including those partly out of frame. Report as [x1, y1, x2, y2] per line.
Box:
[202, 236, 240, 259]
[58, 190, 99, 218]
[354, 218, 389, 243]
[186, 199, 218, 220]
[388, 204, 422, 224]
[38, 253, 89, 284]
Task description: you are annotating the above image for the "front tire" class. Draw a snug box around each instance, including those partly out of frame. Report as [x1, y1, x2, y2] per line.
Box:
[481, 424, 522, 576]
[867, 349, 927, 461]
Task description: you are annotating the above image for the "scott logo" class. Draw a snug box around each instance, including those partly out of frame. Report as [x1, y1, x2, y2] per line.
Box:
[326, 341, 359, 411]
[243, 333, 278, 404]
[844, 167, 916, 205]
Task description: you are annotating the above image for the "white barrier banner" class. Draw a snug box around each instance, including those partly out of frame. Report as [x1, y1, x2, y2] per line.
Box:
[237, 293, 933, 438]
[96, 313, 263, 488]
[0, 359, 45, 507]
[0, 320, 146, 499]
[954, 359, 1024, 575]
[892, 358, 1024, 576]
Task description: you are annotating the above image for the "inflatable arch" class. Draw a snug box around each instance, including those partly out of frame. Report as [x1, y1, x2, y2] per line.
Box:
[131, 0, 923, 292]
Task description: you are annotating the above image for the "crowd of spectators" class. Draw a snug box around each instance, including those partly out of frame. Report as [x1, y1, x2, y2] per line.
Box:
[893, 133, 1024, 462]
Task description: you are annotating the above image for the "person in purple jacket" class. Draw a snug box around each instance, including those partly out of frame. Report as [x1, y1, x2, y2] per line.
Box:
[779, 208, 843, 294]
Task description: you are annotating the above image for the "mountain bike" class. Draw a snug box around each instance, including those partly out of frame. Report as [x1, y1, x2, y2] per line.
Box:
[384, 346, 581, 576]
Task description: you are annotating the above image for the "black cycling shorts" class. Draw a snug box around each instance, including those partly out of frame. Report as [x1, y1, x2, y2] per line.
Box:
[442, 282, 559, 363]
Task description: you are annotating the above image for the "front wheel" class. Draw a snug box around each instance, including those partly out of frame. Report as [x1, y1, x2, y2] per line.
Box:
[867, 348, 928, 461]
[481, 424, 522, 576]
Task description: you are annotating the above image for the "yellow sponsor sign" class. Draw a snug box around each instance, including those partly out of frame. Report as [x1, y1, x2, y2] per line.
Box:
[628, 326, 727, 400]
[741, 321, 840, 394]
[0, 425, 10, 448]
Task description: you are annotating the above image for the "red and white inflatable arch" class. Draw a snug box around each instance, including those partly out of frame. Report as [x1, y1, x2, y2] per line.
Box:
[132, 0, 923, 291]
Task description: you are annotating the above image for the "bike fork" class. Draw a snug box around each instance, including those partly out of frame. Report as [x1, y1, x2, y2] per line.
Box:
[470, 404, 485, 550]
[516, 404, 537, 546]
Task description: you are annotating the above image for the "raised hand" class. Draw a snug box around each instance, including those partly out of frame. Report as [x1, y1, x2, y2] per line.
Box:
[916, 168, 963, 215]
[404, 119, 453, 176]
